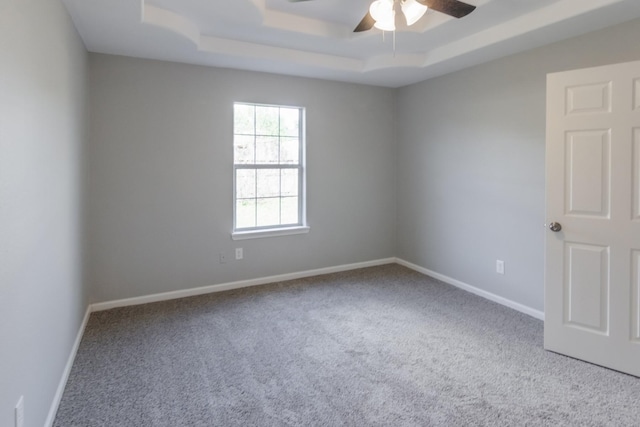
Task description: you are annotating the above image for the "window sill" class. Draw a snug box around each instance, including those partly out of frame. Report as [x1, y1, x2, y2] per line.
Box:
[232, 226, 310, 241]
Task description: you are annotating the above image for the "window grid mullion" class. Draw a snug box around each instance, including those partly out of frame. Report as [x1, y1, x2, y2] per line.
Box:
[253, 107, 257, 227]
[278, 108, 282, 224]
[278, 170, 282, 225]
[297, 108, 302, 224]
[234, 164, 299, 169]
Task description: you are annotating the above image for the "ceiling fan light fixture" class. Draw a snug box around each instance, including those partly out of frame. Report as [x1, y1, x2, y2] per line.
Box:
[401, 0, 428, 26]
[373, 14, 396, 31]
[369, 0, 396, 31]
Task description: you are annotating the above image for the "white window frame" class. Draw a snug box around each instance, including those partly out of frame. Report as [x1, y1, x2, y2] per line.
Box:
[231, 102, 309, 240]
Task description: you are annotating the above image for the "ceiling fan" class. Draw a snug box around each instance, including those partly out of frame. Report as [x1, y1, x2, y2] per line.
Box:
[289, 0, 476, 32]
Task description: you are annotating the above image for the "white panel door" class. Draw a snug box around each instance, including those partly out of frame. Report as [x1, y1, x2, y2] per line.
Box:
[545, 60, 640, 377]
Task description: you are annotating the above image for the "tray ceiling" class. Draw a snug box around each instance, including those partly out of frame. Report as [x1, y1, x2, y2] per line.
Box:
[62, 0, 640, 87]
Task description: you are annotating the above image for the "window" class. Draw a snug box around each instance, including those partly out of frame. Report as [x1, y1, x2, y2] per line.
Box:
[232, 103, 307, 239]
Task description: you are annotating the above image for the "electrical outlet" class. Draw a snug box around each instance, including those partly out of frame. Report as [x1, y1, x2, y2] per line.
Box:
[219, 253, 227, 264]
[15, 396, 24, 427]
[235, 248, 243, 260]
[496, 260, 505, 275]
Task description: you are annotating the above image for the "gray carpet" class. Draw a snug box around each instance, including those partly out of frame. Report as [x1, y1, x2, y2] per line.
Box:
[54, 265, 640, 426]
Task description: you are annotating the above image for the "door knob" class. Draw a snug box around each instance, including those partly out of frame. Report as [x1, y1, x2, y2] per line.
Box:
[548, 222, 562, 232]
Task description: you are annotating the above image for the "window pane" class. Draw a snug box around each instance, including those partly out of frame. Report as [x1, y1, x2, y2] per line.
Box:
[255, 136, 279, 164]
[281, 197, 299, 224]
[233, 103, 304, 232]
[234, 135, 254, 164]
[236, 199, 256, 229]
[280, 137, 299, 164]
[236, 169, 256, 199]
[257, 198, 280, 227]
[256, 106, 279, 136]
[234, 104, 254, 135]
[280, 108, 299, 137]
[256, 169, 280, 198]
[281, 169, 298, 197]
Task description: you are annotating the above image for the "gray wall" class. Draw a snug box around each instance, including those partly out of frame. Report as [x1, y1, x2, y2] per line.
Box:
[0, 1, 88, 426]
[87, 55, 396, 302]
[396, 18, 640, 313]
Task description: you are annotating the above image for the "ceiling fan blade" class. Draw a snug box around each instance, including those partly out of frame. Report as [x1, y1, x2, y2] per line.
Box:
[419, 0, 476, 18]
[354, 11, 375, 32]
[288, 0, 372, 32]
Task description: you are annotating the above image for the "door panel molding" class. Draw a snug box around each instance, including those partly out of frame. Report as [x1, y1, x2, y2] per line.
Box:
[632, 250, 640, 343]
[564, 129, 611, 218]
[565, 81, 612, 116]
[633, 128, 640, 221]
[563, 242, 610, 334]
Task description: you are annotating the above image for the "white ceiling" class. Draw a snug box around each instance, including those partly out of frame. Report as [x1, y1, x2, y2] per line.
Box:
[62, 0, 640, 87]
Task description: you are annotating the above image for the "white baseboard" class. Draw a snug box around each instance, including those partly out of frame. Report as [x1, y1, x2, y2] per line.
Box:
[44, 305, 92, 427]
[91, 258, 397, 312]
[93, 257, 544, 319]
[395, 258, 545, 321]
